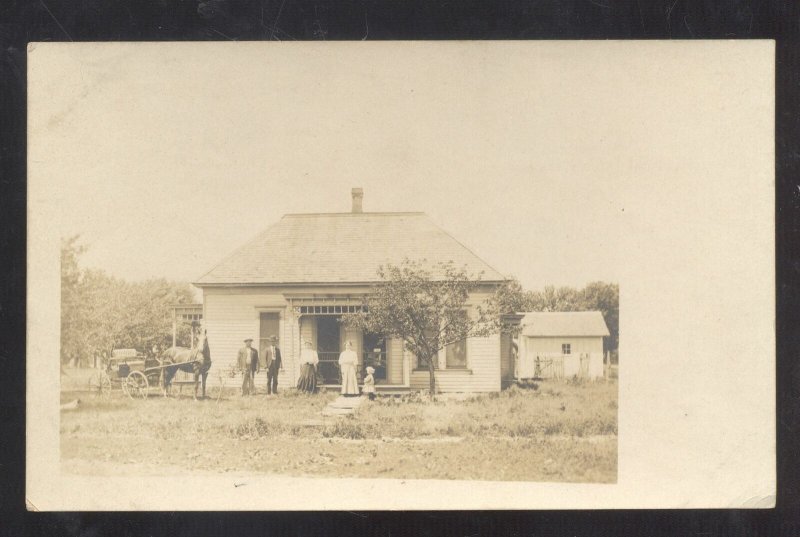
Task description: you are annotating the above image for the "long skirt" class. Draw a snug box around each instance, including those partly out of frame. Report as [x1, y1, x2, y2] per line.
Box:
[340, 363, 359, 396]
[296, 363, 317, 393]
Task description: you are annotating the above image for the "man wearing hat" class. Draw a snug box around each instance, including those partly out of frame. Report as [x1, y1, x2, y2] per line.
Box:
[237, 338, 259, 396]
[264, 335, 282, 395]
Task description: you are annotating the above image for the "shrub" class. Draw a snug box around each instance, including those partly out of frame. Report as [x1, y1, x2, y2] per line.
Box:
[542, 421, 566, 435]
[321, 419, 368, 439]
[230, 417, 273, 439]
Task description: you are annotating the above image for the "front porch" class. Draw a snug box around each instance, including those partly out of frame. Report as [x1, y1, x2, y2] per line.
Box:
[288, 296, 411, 390]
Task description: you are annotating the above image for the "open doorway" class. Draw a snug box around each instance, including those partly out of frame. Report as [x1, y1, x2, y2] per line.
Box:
[316, 316, 341, 384]
[363, 332, 387, 383]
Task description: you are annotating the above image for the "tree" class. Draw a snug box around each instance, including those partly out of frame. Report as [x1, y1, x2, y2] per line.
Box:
[342, 259, 524, 398]
[60, 236, 197, 367]
[122, 278, 196, 355]
[491, 277, 534, 314]
[528, 285, 582, 312]
[61, 235, 88, 366]
[580, 281, 619, 352]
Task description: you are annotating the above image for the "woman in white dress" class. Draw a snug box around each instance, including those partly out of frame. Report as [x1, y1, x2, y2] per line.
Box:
[296, 340, 319, 393]
[338, 340, 360, 396]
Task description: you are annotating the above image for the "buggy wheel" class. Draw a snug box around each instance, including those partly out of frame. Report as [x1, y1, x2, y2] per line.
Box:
[125, 371, 149, 399]
[88, 371, 112, 398]
[98, 371, 111, 398]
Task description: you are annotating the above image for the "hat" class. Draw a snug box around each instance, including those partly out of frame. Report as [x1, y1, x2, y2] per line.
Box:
[244, 338, 253, 343]
[366, 366, 375, 374]
[269, 335, 278, 342]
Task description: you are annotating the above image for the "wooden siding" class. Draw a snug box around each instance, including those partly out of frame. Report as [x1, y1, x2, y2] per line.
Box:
[387, 337, 403, 384]
[203, 288, 296, 389]
[410, 332, 501, 392]
[525, 336, 604, 356]
[299, 316, 315, 350]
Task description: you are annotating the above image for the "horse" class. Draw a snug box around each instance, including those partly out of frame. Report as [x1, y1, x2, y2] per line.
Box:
[161, 331, 212, 399]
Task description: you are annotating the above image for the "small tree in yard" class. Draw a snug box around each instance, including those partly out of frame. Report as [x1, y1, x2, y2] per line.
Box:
[342, 259, 524, 399]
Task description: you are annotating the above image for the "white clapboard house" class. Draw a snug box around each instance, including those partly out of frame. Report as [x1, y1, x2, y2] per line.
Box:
[515, 311, 610, 381]
[194, 188, 515, 393]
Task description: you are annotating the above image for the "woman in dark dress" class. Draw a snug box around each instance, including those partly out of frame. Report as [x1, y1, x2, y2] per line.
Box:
[296, 340, 319, 393]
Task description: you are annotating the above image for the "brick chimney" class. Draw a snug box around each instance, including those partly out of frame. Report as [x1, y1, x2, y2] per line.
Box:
[351, 187, 363, 213]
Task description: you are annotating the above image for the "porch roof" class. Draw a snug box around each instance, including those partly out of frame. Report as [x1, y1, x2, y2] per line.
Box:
[195, 212, 505, 285]
[520, 311, 610, 337]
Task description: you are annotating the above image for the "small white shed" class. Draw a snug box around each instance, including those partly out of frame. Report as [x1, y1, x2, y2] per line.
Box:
[515, 311, 610, 380]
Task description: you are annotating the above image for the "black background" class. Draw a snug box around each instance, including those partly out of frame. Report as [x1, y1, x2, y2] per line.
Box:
[1, 1, 799, 535]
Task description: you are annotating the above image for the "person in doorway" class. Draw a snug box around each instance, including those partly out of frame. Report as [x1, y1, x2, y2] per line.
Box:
[237, 338, 259, 396]
[296, 340, 318, 393]
[264, 335, 282, 395]
[338, 340, 359, 397]
[363, 366, 376, 401]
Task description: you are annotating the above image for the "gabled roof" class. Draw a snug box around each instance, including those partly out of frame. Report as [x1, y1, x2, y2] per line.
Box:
[195, 212, 505, 285]
[520, 311, 610, 337]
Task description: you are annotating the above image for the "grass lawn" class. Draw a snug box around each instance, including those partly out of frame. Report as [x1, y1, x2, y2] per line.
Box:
[60, 380, 617, 483]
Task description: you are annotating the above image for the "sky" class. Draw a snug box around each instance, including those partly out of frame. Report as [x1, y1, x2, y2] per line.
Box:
[28, 41, 770, 292]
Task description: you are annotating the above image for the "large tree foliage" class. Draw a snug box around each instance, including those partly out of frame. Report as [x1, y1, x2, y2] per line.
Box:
[60, 236, 196, 367]
[60, 236, 89, 367]
[524, 282, 620, 352]
[342, 259, 524, 397]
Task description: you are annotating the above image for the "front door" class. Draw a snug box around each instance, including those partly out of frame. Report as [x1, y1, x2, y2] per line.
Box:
[259, 312, 280, 366]
[316, 316, 341, 384]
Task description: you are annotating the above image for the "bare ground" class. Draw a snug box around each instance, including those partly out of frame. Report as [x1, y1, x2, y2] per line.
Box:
[60, 380, 618, 483]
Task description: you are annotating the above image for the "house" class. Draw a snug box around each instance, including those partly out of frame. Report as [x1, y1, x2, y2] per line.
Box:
[515, 311, 610, 380]
[194, 188, 513, 393]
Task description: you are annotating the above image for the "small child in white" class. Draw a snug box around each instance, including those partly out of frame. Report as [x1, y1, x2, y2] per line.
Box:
[363, 366, 376, 400]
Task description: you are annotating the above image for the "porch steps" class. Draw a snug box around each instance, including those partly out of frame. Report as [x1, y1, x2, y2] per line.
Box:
[322, 395, 365, 417]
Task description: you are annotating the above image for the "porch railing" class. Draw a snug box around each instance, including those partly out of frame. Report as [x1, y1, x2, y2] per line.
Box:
[316, 352, 342, 385]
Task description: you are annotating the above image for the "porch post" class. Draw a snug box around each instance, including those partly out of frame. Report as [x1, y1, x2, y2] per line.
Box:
[403, 346, 411, 386]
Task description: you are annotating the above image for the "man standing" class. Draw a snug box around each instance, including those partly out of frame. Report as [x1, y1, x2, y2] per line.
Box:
[237, 338, 259, 396]
[264, 335, 282, 395]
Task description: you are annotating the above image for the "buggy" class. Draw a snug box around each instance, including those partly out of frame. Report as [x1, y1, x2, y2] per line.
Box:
[88, 348, 202, 399]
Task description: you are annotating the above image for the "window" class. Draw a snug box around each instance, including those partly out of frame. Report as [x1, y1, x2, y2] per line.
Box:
[446, 338, 467, 368]
[445, 310, 469, 369]
[562, 343, 571, 355]
[414, 329, 439, 370]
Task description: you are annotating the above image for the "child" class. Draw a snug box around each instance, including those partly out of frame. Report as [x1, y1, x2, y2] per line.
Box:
[363, 366, 376, 400]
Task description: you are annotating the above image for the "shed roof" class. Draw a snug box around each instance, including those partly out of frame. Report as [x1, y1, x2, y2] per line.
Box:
[520, 311, 610, 337]
[195, 212, 505, 285]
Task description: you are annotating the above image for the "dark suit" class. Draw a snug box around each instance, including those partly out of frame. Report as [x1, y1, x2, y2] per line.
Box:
[237, 346, 259, 395]
[264, 345, 282, 394]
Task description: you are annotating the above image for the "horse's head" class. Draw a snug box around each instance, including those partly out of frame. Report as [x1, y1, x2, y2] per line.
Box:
[196, 333, 211, 362]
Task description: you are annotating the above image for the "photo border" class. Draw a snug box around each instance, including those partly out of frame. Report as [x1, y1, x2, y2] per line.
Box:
[3, 0, 797, 534]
